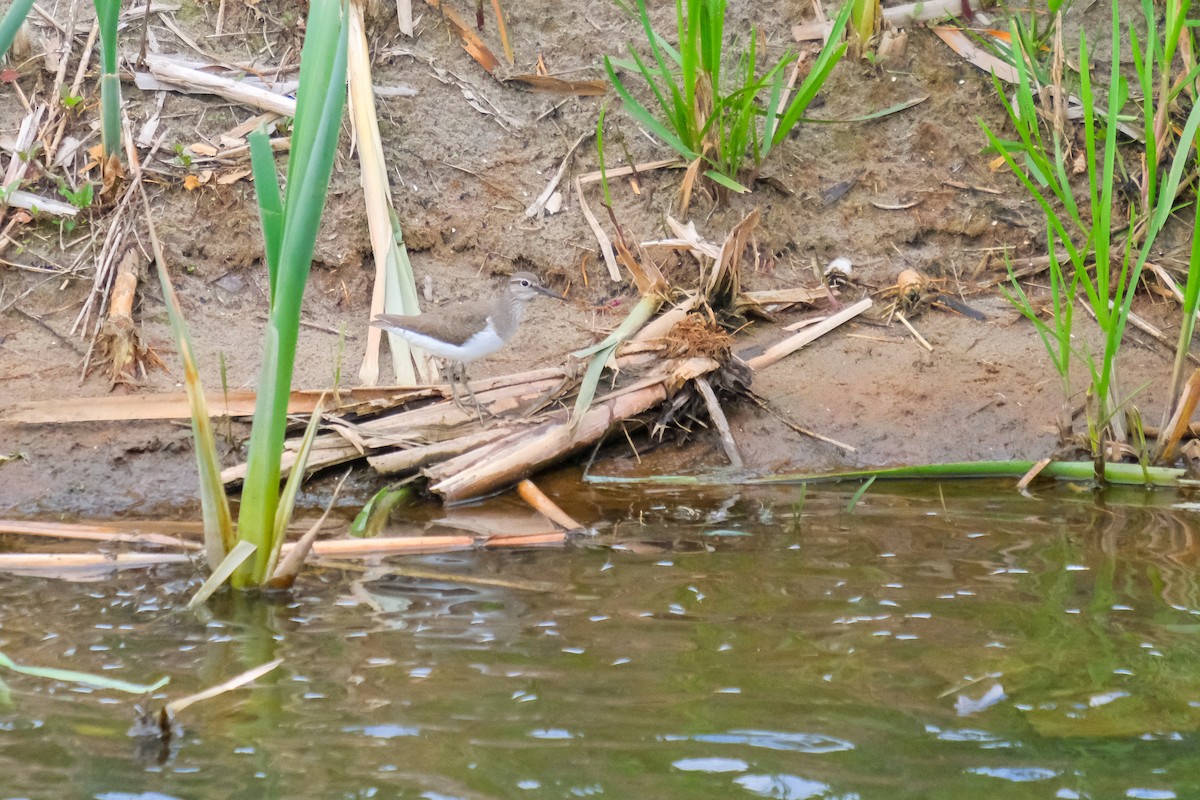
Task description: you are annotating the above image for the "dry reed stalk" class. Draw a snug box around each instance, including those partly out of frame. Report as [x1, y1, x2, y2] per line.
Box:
[693, 376, 742, 468]
[1155, 369, 1200, 464]
[424, 0, 501, 74]
[0, 552, 191, 572]
[0, 519, 199, 549]
[489, 0, 514, 65]
[268, 469, 351, 588]
[517, 479, 583, 530]
[0, 530, 570, 579]
[141, 54, 298, 116]
[368, 427, 511, 474]
[306, 535, 469, 554]
[895, 312, 933, 351]
[429, 356, 719, 502]
[220, 372, 572, 484]
[396, 0, 412, 35]
[348, 0, 424, 386]
[2, 386, 435, 423]
[743, 287, 829, 306]
[575, 176, 621, 281]
[487, 532, 566, 547]
[95, 246, 164, 385]
[793, 0, 977, 41]
[167, 659, 283, 715]
[1016, 457, 1052, 492]
[526, 131, 587, 218]
[631, 293, 703, 343]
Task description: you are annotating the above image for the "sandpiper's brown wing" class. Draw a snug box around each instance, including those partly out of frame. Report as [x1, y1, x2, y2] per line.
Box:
[372, 300, 493, 347]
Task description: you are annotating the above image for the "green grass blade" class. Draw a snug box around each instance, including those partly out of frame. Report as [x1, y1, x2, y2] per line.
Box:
[704, 169, 749, 193]
[0, 0, 35, 60]
[0, 651, 168, 694]
[349, 484, 416, 537]
[583, 460, 1187, 488]
[570, 294, 663, 427]
[146, 213, 235, 570]
[92, 0, 121, 158]
[265, 399, 326, 581]
[773, 1, 852, 144]
[187, 540, 257, 610]
[604, 57, 698, 159]
[249, 126, 283, 301]
[845, 475, 875, 511]
[761, 67, 784, 163]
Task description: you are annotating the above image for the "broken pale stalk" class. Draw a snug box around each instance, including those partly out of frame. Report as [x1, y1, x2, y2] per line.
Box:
[748, 297, 872, 370]
[430, 357, 719, 502]
[517, 479, 583, 530]
[694, 376, 743, 469]
[348, 0, 424, 386]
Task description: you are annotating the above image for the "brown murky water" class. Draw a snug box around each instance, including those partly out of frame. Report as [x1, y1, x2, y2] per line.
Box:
[3, 481, 1200, 799]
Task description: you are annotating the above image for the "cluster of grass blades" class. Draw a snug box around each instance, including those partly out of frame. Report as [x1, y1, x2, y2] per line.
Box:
[4, 0, 347, 596]
[983, 0, 1200, 476]
[146, 0, 350, 601]
[604, 0, 852, 194]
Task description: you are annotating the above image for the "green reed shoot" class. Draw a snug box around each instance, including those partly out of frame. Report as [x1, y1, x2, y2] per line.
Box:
[93, 0, 122, 158]
[1002, 242, 1077, 440]
[1130, 0, 1196, 231]
[233, 0, 348, 589]
[604, 0, 851, 191]
[984, 0, 1200, 464]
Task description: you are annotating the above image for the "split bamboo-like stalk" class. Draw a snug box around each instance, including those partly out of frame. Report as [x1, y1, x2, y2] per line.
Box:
[220, 371, 572, 484]
[428, 357, 719, 502]
[141, 54, 298, 116]
[348, 0, 426, 386]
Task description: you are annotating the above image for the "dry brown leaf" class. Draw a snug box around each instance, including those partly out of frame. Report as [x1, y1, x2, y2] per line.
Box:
[216, 167, 253, 185]
[503, 74, 607, 95]
[426, 0, 501, 75]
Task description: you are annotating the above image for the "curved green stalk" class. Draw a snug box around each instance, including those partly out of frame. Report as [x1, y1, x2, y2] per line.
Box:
[0, 0, 36, 61]
[583, 460, 1187, 488]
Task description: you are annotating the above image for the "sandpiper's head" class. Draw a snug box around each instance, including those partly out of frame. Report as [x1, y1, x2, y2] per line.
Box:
[508, 271, 564, 303]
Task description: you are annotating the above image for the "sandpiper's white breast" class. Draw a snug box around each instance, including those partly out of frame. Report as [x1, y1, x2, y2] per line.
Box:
[390, 321, 507, 363]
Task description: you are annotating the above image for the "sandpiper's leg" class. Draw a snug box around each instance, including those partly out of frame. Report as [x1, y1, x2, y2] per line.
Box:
[444, 361, 487, 422]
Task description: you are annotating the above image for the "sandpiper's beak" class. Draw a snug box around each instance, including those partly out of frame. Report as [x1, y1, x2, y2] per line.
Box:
[534, 284, 566, 302]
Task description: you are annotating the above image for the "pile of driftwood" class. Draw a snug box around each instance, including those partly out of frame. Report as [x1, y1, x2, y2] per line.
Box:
[212, 210, 866, 505]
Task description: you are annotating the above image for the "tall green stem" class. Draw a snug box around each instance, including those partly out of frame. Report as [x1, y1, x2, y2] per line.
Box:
[233, 0, 349, 588]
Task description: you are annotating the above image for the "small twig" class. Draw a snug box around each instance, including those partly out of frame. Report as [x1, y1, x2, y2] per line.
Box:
[748, 393, 857, 452]
[896, 311, 933, 351]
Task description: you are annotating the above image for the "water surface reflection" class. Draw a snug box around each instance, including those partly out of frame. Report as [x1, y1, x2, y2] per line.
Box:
[2, 482, 1200, 799]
